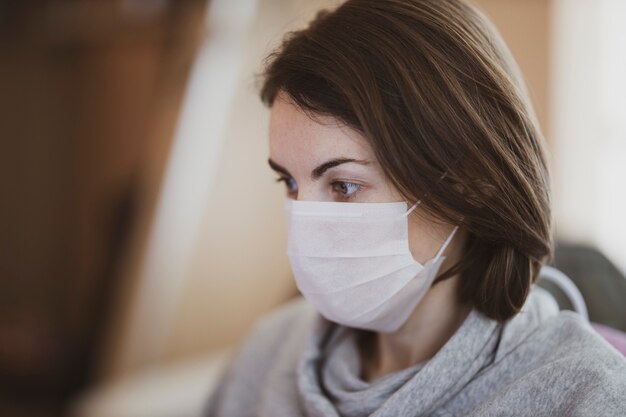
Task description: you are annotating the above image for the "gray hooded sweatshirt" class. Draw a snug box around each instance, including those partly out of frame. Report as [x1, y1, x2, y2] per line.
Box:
[205, 287, 626, 416]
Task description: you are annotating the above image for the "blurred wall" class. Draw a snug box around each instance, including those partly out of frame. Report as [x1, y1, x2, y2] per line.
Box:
[550, 0, 626, 273]
[472, 0, 551, 138]
[100, 0, 340, 379]
[164, 0, 345, 361]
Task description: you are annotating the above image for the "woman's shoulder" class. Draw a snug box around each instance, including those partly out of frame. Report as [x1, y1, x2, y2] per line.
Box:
[225, 296, 316, 374]
[541, 311, 626, 381]
[537, 309, 625, 366]
[203, 297, 316, 416]
[478, 288, 626, 415]
[252, 296, 317, 339]
[510, 287, 626, 378]
[499, 287, 625, 366]
[503, 310, 626, 414]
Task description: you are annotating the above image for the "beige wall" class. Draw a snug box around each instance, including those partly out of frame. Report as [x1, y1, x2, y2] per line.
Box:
[163, 0, 343, 362]
[472, 0, 551, 140]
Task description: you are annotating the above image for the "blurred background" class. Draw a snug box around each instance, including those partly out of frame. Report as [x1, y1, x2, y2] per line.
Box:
[0, 0, 624, 416]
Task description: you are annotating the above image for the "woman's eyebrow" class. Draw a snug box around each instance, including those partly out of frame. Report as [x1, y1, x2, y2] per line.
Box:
[268, 158, 291, 177]
[310, 158, 370, 180]
[268, 157, 371, 181]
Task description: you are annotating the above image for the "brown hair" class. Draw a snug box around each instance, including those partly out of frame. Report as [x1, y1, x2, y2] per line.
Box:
[259, 0, 553, 322]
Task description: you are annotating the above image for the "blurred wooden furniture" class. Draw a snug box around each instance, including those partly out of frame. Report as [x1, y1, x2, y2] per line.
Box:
[0, 1, 207, 415]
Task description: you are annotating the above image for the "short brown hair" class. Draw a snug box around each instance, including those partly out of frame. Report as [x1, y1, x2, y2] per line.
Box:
[259, 0, 553, 322]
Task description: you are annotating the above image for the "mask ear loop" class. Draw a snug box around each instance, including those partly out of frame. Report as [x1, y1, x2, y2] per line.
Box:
[402, 199, 460, 259]
[402, 200, 421, 217]
[402, 172, 448, 219]
[404, 171, 458, 253]
[434, 224, 459, 260]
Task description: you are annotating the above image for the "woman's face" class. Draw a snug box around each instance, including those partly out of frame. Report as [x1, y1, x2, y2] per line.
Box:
[268, 91, 460, 265]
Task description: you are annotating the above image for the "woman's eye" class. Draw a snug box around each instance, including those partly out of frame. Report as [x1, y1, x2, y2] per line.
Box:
[332, 181, 360, 199]
[275, 176, 298, 195]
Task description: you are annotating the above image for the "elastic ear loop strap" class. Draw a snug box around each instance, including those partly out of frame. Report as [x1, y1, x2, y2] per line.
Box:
[402, 200, 460, 259]
[402, 172, 449, 218]
[435, 225, 459, 259]
[403, 201, 420, 217]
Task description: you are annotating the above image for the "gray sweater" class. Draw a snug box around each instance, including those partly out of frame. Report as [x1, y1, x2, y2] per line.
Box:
[205, 287, 626, 416]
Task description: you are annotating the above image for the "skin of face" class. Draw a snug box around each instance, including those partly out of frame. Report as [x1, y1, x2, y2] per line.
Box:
[268, 91, 456, 263]
[268, 90, 471, 380]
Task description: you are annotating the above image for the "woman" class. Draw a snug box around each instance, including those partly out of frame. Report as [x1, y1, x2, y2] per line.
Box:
[206, 0, 626, 415]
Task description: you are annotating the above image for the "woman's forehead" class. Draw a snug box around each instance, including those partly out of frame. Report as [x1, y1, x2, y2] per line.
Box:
[269, 99, 375, 171]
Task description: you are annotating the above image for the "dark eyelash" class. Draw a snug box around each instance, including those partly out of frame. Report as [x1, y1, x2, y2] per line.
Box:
[275, 177, 361, 200]
[274, 176, 291, 184]
[275, 176, 297, 193]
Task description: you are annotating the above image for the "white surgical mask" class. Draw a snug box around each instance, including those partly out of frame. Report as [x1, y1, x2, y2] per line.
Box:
[284, 198, 459, 332]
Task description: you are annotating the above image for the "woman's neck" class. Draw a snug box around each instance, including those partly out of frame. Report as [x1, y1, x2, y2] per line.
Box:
[359, 274, 472, 382]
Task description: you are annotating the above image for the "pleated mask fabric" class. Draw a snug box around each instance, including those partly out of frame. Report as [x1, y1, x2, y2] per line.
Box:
[284, 198, 458, 332]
